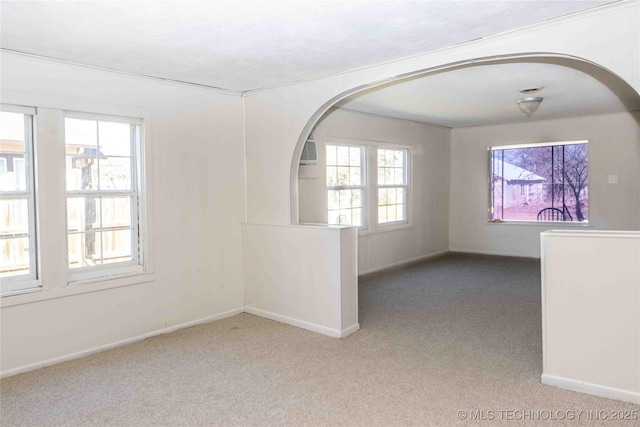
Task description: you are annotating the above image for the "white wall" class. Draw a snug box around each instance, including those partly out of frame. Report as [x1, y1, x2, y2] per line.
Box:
[449, 112, 640, 258]
[242, 223, 358, 338]
[244, 2, 640, 227]
[0, 52, 246, 375]
[541, 230, 640, 404]
[299, 108, 450, 274]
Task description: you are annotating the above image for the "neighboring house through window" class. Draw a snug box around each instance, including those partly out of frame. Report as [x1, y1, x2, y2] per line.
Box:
[490, 141, 588, 222]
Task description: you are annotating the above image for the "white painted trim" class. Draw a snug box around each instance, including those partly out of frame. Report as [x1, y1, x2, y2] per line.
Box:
[244, 306, 345, 338]
[0, 307, 244, 379]
[340, 323, 360, 338]
[540, 229, 640, 239]
[1, 273, 156, 308]
[541, 374, 640, 405]
[359, 249, 449, 276]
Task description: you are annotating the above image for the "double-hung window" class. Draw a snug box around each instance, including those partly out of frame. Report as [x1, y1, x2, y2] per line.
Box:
[0, 107, 37, 294]
[326, 144, 365, 226]
[65, 114, 143, 281]
[326, 141, 410, 231]
[377, 148, 408, 224]
[1, 106, 147, 298]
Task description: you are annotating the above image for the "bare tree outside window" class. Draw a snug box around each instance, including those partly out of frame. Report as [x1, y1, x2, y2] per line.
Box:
[490, 141, 588, 222]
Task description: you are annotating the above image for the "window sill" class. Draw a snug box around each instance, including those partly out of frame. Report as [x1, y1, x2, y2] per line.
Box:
[0, 272, 155, 308]
[486, 220, 592, 227]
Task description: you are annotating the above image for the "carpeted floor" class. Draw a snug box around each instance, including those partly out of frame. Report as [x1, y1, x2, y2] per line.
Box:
[1, 253, 638, 426]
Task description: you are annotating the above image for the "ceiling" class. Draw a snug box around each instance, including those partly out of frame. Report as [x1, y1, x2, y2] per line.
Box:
[337, 58, 640, 128]
[2, 1, 638, 128]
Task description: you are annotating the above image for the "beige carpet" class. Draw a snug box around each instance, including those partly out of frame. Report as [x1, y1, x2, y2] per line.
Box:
[1, 253, 638, 426]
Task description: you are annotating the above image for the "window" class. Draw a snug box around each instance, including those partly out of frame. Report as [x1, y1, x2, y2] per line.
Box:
[1, 106, 148, 298]
[326, 144, 364, 226]
[326, 141, 410, 231]
[377, 148, 408, 224]
[0, 108, 37, 294]
[490, 141, 588, 222]
[65, 114, 143, 280]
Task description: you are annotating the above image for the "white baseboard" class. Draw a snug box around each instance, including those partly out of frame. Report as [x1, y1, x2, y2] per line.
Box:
[0, 307, 244, 379]
[448, 247, 540, 260]
[340, 322, 360, 338]
[244, 306, 357, 338]
[359, 249, 449, 276]
[541, 374, 640, 405]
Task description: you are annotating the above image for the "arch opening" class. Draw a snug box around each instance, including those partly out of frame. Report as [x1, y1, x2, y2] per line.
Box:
[290, 53, 640, 225]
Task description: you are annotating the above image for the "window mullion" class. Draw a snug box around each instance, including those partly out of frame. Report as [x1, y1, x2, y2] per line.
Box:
[35, 107, 70, 289]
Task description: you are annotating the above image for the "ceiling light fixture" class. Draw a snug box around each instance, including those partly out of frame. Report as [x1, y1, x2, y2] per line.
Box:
[517, 97, 543, 118]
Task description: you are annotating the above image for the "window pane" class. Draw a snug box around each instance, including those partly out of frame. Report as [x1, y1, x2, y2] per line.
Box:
[326, 166, 337, 186]
[338, 189, 351, 208]
[0, 111, 25, 141]
[99, 121, 131, 156]
[349, 166, 361, 186]
[68, 233, 87, 268]
[378, 188, 387, 206]
[397, 188, 406, 205]
[65, 118, 97, 147]
[394, 151, 404, 168]
[378, 206, 387, 223]
[394, 167, 405, 185]
[328, 190, 363, 226]
[99, 157, 132, 191]
[66, 153, 99, 191]
[67, 197, 101, 232]
[0, 236, 30, 277]
[337, 146, 350, 166]
[328, 189, 339, 210]
[101, 196, 132, 228]
[0, 111, 36, 289]
[351, 189, 361, 208]
[336, 166, 350, 185]
[0, 112, 27, 192]
[0, 199, 29, 234]
[490, 143, 588, 222]
[101, 229, 133, 264]
[326, 145, 336, 166]
[349, 147, 361, 166]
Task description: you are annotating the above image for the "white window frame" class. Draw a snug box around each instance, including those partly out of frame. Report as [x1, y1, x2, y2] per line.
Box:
[488, 140, 589, 224]
[64, 112, 145, 283]
[1, 101, 153, 304]
[325, 137, 412, 234]
[0, 105, 39, 294]
[376, 145, 410, 227]
[326, 142, 367, 229]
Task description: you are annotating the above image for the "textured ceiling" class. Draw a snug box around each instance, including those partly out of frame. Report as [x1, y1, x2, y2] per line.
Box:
[337, 58, 640, 128]
[0, 1, 616, 92]
[2, 1, 636, 128]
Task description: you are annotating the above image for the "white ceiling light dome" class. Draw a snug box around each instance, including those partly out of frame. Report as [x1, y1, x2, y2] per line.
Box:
[517, 97, 544, 118]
